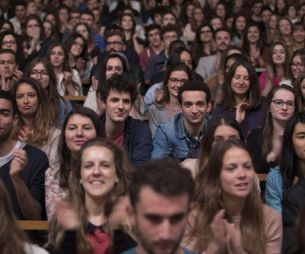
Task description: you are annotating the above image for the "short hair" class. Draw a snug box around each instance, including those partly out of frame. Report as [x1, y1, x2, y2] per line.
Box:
[0, 48, 16, 60]
[104, 24, 125, 41]
[145, 23, 161, 37]
[100, 73, 137, 104]
[80, 9, 94, 18]
[214, 27, 231, 40]
[0, 90, 16, 115]
[129, 158, 194, 207]
[178, 80, 211, 105]
[160, 24, 180, 40]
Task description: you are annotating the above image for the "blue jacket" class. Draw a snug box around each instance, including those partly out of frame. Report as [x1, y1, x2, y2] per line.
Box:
[152, 113, 205, 161]
[101, 116, 153, 165]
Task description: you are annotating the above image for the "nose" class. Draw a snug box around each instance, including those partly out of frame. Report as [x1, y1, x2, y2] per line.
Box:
[282, 102, 288, 110]
[191, 105, 198, 114]
[237, 167, 246, 178]
[92, 165, 102, 176]
[76, 127, 84, 136]
[159, 220, 171, 240]
[118, 100, 123, 109]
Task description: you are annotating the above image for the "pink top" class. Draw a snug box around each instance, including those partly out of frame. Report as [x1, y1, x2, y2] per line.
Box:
[259, 71, 281, 91]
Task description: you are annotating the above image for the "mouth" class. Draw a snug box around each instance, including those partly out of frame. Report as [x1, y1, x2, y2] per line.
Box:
[73, 140, 87, 145]
[90, 180, 105, 185]
[234, 182, 249, 190]
[22, 106, 32, 110]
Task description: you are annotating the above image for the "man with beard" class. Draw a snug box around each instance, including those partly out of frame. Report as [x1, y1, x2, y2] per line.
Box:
[196, 27, 231, 81]
[0, 91, 48, 219]
[124, 158, 195, 254]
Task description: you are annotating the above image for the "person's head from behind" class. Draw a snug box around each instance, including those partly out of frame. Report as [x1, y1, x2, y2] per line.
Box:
[128, 157, 194, 254]
[0, 49, 17, 80]
[100, 73, 137, 124]
[178, 80, 211, 127]
[0, 90, 16, 143]
[281, 112, 305, 187]
[70, 137, 132, 216]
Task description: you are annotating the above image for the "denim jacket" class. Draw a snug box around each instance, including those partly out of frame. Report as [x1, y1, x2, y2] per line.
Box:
[152, 113, 206, 161]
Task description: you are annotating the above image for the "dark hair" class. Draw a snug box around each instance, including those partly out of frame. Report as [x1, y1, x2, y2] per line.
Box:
[129, 157, 194, 207]
[145, 23, 161, 38]
[295, 73, 305, 112]
[104, 24, 125, 41]
[214, 26, 231, 40]
[0, 48, 16, 60]
[100, 73, 137, 104]
[243, 22, 264, 56]
[222, 60, 261, 109]
[281, 112, 305, 188]
[178, 80, 211, 105]
[64, 33, 88, 60]
[160, 24, 180, 40]
[290, 48, 305, 81]
[22, 14, 44, 40]
[58, 106, 103, 188]
[0, 90, 16, 115]
[268, 42, 290, 77]
[46, 42, 71, 72]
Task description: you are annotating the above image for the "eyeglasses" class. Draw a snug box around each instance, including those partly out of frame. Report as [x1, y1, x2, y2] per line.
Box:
[30, 70, 49, 77]
[169, 78, 187, 85]
[292, 63, 304, 68]
[2, 40, 16, 46]
[271, 99, 295, 109]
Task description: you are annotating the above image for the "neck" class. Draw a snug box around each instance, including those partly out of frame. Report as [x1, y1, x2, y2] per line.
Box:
[272, 118, 286, 135]
[85, 196, 106, 226]
[54, 66, 63, 75]
[275, 65, 284, 76]
[183, 118, 203, 138]
[293, 41, 304, 50]
[223, 195, 246, 217]
[151, 44, 163, 54]
[0, 139, 17, 157]
[235, 94, 247, 106]
[105, 117, 125, 138]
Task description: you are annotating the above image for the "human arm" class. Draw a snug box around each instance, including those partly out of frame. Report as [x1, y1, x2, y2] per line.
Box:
[152, 125, 170, 159]
[235, 103, 248, 124]
[261, 66, 274, 97]
[265, 167, 283, 214]
[10, 148, 43, 219]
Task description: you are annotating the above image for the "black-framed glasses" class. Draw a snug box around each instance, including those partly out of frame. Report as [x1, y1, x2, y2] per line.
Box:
[168, 78, 187, 85]
[271, 99, 295, 109]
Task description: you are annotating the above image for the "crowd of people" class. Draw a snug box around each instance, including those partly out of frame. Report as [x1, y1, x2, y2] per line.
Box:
[2, 0, 305, 253]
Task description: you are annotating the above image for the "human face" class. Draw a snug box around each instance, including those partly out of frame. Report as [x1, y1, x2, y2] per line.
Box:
[104, 89, 131, 124]
[70, 12, 80, 26]
[105, 57, 123, 79]
[148, 29, 161, 47]
[214, 125, 240, 142]
[81, 145, 118, 200]
[181, 91, 210, 126]
[81, 14, 94, 26]
[278, 19, 292, 36]
[59, 8, 69, 23]
[87, 0, 98, 10]
[230, 65, 250, 97]
[269, 15, 278, 29]
[0, 99, 14, 142]
[65, 114, 97, 153]
[186, 4, 194, 19]
[252, 2, 263, 16]
[121, 15, 133, 31]
[30, 62, 50, 89]
[0, 52, 17, 79]
[132, 186, 190, 254]
[76, 24, 89, 40]
[193, 7, 204, 23]
[167, 70, 188, 99]
[276, 0, 285, 10]
[216, 4, 226, 18]
[106, 35, 125, 53]
[162, 13, 176, 26]
[215, 31, 230, 52]
[16, 83, 38, 117]
[162, 31, 178, 50]
[200, 26, 213, 43]
[1, 34, 17, 52]
[180, 51, 192, 70]
[291, 55, 305, 80]
[45, 14, 56, 25]
[220, 147, 255, 200]
[288, 5, 297, 19]
[43, 22, 52, 38]
[235, 16, 247, 32]
[70, 37, 84, 57]
[15, 5, 26, 20]
[293, 27, 305, 43]
[26, 19, 40, 39]
[210, 18, 222, 31]
[261, 10, 271, 25]
[27, 2, 38, 15]
[293, 122, 305, 161]
[270, 89, 295, 122]
[272, 44, 286, 65]
[50, 46, 65, 69]
[247, 26, 260, 43]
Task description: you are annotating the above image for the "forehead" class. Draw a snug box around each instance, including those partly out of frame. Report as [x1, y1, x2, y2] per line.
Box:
[107, 35, 123, 42]
[0, 52, 15, 60]
[181, 90, 207, 102]
[106, 57, 123, 65]
[148, 28, 160, 35]
[293, 122, 305, 134]
[66, 113, 94, 125]
[0, 98, 12, 111]
[216, 31, 230, 38]
[107, 89, 131, 99]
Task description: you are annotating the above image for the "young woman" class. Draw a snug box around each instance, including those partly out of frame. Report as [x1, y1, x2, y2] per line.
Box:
[259, 42, 290, 96]
[242, 23, 266, 68]
[212, 60, 265, 137]
[11, 78, 61, 167]
[265, 112, 305, 215]
[23, 57, 73, 127]
[290, 48, 305, 83]
[45, 107, 103, 219]
[55, 4, 72, 37]
[47, 42, 83, 96]
[147, 63, 192, 136]
[64, 33, 92, 83]
[190, 23, 215, 67]
[290, 22, 305, 54]
[48, 138, 134, 253]
[247, 85, 296, 173]
[265, 14, 280, 46]
[294, 73, 305, 112]
[278, 17, 294, 49]
[231, 14, 248, 47]
[183, 6, 205, 44]
[184, 139, 282, 253]
[0, 179, 49, 254]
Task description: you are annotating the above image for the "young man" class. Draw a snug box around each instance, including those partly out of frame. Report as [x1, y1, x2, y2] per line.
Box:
[9, 1, 26, 35]
[100, 73, 152, 165]
[0, 91, 48, 219]
[196, 27, 231, 81]
[0, 49, 21, 91]
[152, 80, 211, 161]
[124, 158, 195, 254]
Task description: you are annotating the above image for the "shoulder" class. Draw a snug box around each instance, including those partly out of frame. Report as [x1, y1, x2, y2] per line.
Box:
[24, 145, 48, 160]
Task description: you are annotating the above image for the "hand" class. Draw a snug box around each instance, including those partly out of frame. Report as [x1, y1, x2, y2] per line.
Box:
[226, 222, 245, 254]
[0, 70, 10, 91]
[75, 57, 85, 71]
[10, 148, 28, 178]
[235, 103, 248, 124]
[209, 210, 228, 250]
[55, 199, 80, 230]
[155, 87, 164, 103]
[266, 65, 274, 81]
[13, 69, 23, 80]
[63, 71, 72, 82]
[91, 76, 99, 91]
